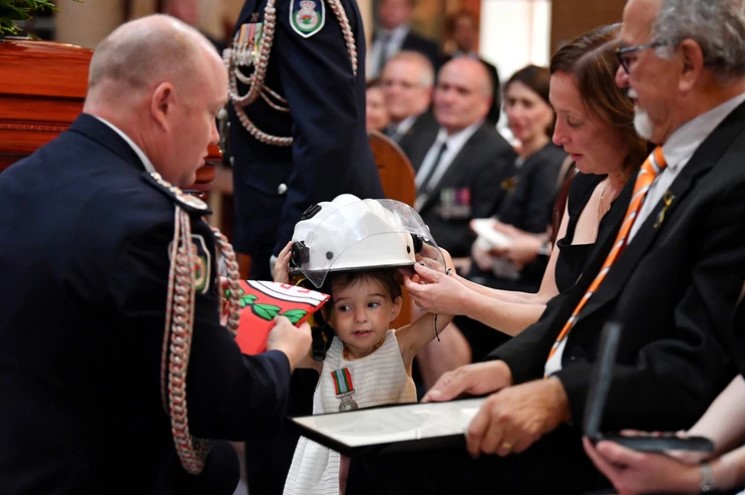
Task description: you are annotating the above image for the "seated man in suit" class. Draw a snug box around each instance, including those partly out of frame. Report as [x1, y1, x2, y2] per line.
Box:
[367, 0, 442, 79]
[411, 56, 516, 261]
[346, 0, 745, 492]
[380, 50, 437, 151]
[446, 10, 501, 125]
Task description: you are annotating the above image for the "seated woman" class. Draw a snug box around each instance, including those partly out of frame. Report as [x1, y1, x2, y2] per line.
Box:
[467, 64, 566, 294]
[365, 78, 390, 134]
[414, 24, 650, 388]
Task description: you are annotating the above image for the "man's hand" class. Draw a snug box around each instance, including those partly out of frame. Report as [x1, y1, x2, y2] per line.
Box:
[466, 377, 570, 457]
[266, 316, 311, 371]
[422, 360, 513, 403]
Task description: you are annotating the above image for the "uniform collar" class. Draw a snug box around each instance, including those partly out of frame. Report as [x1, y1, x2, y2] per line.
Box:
[94, 116, 157, 175]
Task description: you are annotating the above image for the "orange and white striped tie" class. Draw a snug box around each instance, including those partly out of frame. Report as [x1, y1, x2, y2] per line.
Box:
[545, 147, 667, 373]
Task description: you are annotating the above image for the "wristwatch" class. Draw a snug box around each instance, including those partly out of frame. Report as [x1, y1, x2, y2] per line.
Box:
[699, 461, 717, 492]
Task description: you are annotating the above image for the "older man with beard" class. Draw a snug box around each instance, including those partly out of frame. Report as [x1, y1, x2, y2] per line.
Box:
[345, 0, 745, 492]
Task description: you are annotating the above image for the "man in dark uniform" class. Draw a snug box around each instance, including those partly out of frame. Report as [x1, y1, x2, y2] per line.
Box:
[226, 0, 384, 281]
[0, 15, 311, 495]
[225, 1, 383, 492]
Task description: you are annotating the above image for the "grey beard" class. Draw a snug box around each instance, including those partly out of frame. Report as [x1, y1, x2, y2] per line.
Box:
[633, 108, 654, 141]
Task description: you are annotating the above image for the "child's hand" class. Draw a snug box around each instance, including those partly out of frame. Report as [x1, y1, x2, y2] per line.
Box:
[273, 241, 293, 283]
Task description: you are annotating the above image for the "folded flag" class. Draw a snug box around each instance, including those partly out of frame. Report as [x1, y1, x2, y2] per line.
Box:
[232, 280, 330, 354]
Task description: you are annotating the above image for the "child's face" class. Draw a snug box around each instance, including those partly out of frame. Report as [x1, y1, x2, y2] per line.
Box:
[329, 277, 402, 360]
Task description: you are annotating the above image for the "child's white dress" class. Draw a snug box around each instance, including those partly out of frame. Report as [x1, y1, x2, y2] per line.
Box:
[283, 329, 417, 495]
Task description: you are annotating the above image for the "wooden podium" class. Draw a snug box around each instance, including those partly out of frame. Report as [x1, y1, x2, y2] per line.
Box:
[0, 38, 219, 188]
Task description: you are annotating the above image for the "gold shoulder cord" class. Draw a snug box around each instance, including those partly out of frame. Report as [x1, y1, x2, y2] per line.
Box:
[225, 0, 358, 147]
[160, 203, 242, 474]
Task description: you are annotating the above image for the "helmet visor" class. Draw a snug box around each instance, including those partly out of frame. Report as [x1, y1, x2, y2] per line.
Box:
[294, 199, 444, 288]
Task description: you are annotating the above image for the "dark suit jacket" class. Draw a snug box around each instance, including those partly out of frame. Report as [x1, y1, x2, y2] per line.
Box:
[416, 123, 517, 257]
[0, 115, 292, 494]
[490, 101, 745, 433]
[229, 0, 383, 278]
[496, 143, 565, 234]
[400, 30, 443, 73]
[397, 110, 439, 165]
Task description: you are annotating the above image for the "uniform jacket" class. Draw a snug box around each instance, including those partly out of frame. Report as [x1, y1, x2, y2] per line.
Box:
[0, 115, 292, 494]
[491, 101, 745, 432]
[228, 0, 383, 275]
[414, 122, 516, 257]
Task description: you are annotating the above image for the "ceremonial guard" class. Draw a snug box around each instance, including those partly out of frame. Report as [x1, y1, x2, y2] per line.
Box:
[225, 0, 383, 492]
[225, 0, 384, 281]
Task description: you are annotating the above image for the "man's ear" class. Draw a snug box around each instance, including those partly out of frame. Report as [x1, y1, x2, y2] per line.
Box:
[150, 81, 175, 129]
[678, 39, 705, 93]
[390, 295, 403, 322]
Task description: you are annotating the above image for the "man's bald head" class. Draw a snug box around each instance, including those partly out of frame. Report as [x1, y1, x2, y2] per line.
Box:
[446, 57, 493, 99]
[87, 14, 215, 100]
[434, 57, 493, 134]
[84, 14, 227, 188]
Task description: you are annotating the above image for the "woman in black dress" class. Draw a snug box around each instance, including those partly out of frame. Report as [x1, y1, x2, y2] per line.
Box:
[412, 24, 650, 382]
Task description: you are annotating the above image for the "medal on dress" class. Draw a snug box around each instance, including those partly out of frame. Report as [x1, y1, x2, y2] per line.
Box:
[331, 367, 359, 411]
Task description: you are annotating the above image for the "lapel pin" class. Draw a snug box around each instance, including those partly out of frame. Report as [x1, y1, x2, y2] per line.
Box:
[654, 190, 675, 229]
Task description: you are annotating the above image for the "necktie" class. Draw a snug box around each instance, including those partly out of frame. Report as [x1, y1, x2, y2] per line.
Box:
[415, 141, 448, 210]
[544, 147, 667, 372]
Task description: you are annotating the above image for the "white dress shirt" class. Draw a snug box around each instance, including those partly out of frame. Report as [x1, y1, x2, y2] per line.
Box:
[630, 92, 745, 240]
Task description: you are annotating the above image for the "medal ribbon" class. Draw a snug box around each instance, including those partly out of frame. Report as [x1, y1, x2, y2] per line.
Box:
[331, 367, 354, 396]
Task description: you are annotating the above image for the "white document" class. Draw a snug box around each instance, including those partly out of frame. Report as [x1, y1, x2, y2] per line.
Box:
[470, 218, 513, 249]
[291, 398, 486, 450]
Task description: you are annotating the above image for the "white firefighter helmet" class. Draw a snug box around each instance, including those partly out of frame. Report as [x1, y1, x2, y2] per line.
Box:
[291, 194, 438, 288]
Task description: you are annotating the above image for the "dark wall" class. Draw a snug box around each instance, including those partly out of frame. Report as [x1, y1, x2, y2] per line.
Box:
[551, 0, 626, 54]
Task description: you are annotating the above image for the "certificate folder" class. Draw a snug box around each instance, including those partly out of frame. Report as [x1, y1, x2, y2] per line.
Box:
[584, 321, 714, 452]
[289, 397, 486, 457]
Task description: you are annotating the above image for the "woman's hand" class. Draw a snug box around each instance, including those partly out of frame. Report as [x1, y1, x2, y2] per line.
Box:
[404, 262, 466, 315]
[488, 222, 547, 268]
[583, 438, 702, 495]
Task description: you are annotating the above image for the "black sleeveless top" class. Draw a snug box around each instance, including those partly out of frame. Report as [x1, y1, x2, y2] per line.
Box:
[554, 172, 606, 292]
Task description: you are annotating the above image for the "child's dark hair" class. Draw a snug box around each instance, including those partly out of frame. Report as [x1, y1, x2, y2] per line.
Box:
[322, 269, 403, 304]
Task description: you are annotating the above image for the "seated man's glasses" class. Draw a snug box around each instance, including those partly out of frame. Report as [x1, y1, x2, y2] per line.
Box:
[615, 41, 664, 73]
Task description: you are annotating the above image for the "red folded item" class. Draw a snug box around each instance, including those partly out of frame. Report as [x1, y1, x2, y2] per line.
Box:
[233, 280, 331, 355]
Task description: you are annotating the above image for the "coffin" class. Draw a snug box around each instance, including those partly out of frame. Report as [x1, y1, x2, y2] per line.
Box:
[0, 38, 218, 191]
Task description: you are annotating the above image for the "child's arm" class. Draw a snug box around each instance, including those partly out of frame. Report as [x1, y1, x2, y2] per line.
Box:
[294, 349, 323, 373]
[396, 248, 455, 367]
[273, 241, 293, 283]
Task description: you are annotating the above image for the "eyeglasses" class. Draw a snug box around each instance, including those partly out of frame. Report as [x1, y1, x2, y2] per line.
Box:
[615, 41, 664, 74]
